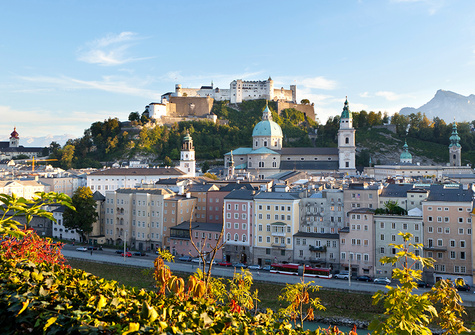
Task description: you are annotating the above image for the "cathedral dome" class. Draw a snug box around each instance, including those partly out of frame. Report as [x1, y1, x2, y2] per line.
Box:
[400, 140, 412, 163]
[341, 98, 352, 119]
[252, 105, 283, 138]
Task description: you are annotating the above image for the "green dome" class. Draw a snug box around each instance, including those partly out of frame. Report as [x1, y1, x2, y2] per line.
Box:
[252, 105, 283, 138]
[341, 98, 352, 119]
[449, 123, 461, 148]
[400, 140, 412, 162]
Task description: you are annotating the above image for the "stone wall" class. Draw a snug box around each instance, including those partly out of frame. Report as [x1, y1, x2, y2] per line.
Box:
[277, 101, 316, 121]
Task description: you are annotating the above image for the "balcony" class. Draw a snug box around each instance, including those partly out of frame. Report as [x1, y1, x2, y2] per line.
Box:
[338, 227, 350, 233]
[423, 246, 447, 252]
[271, 242, 286, 249]
[271, 232, 286, 237]
[309, 245, 327, 252]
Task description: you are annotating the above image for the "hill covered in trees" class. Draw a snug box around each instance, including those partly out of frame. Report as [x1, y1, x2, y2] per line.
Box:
[46, 100, 475, 170]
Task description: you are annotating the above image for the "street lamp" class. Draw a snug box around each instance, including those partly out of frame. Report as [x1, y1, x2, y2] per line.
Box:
[123, 230, 127, 261]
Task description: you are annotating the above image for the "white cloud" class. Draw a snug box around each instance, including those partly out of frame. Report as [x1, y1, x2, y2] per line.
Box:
[375, 91, 403, 101]
[359, 92, 371, 98]
[299, 76, 338, 90]
[77, 32, 151, 66]
[18, 74, 160, 99]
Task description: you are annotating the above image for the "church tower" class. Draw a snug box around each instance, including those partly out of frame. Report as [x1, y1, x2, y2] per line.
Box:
[399, 140, 413, 164]
[179, 131, 196, 177]
[449, 122, 461, 166]
[338, 98, 356, 172]
[9, 127, 19, 148]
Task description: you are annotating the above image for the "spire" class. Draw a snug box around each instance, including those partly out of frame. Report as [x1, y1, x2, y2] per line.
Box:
[262, 101, 272, 121]
[341, 97, 352, 119]
[449, 122, 461, 148]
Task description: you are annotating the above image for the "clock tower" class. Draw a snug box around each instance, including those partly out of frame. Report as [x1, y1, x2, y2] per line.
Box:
[338, 98, 356, 173]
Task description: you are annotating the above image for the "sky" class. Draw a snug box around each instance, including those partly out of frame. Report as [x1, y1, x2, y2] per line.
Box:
[1, 0, 475, 144]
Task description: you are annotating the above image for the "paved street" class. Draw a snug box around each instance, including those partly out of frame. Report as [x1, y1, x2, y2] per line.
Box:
[62, 244, 475, 306]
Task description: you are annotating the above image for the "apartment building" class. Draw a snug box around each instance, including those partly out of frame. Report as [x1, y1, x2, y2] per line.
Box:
[339, 209, 376, 277]
[103, 188, 175, 251]
[187, 184, 219, 222]
[169, 221, 223, 260]
[253, 192, 300, 266]
[206, 183, 256, 224]
[223, 189, 257, 264]
[374, 209, 423, 278]
[162, 195, 197, 249]
[423, 184, 474, 285]
[343, 183, 382, 225]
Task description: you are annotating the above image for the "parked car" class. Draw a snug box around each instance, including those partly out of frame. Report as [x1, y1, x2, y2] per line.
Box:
[356, 275, 372, 282]
[191, 258, 201, 263]
[115, 250, 123, 254]
[121, 252, 132, 257]
[232, 263, 247, 268]
[218, 261, 232, 267]
[334, 271, 350, 279]
[247, 264, 261, 270]
[262, 265, 271, 271]
[76, 247, 88, 252]
[133, 251, 146, 256]
[87, 246, 98, 250]
[456, 283, 471, 292]
[417, 280, 430, 288]
[374, 277, 391, 285]
[178, 255, 193, 262]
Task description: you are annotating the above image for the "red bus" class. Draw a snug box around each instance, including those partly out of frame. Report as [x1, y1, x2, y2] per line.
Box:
[270, 263, 332, 279]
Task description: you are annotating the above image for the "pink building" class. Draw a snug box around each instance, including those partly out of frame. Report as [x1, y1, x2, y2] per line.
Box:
[223, 189, 257, 264]
[169, 221, 223, 260]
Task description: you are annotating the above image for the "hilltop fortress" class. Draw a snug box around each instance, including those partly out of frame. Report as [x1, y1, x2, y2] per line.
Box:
[144, 77, 315, 123]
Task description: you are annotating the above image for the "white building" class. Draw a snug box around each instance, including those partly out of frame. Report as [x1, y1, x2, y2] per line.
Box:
[178, 132, 196, 177]
[172, 77, 296, 104]
[51, 206, 82, 242]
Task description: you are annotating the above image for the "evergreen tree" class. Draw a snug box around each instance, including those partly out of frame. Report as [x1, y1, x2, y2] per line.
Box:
[63, 187, 98, 242]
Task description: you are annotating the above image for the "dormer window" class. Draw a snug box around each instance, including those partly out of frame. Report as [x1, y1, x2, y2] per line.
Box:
[264, 141, 268, 147]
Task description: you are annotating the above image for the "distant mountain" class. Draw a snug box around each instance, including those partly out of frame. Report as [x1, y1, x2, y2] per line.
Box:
[0, 134, 73, 147]
[399, 90, 475, 122]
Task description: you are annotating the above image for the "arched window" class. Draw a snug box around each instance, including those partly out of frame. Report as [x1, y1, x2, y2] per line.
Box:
[242, 234, 247, 242]
[345, 137, 349, 144]
[227, 233, 231, 241]
[234, 233, 239, 241]
[264, 141, 268, 147]
[272, 161, 277, 167]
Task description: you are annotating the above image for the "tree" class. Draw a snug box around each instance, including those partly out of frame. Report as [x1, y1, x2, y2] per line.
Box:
[63, 187, 97, 242]
[201, 161, 210, 173]
[60, 144, 75, 169]
[300, 99, 310, 105]
[369, 232, 468, 335]
[128, 111, 140, 122]
[163, 156, 173, 167]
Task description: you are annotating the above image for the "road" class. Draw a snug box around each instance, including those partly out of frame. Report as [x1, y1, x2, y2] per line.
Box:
[62, 244, 475, 306]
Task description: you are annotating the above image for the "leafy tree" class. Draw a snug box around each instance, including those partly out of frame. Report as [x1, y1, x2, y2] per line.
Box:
[300, 99, 310, 105]
[201, 161, 210, 173]
[203, 172, 218, 180]
[128, 111, 140, 122]
[63, 187, 97, 242]
[60, 144, 75, 169]
[163, 156, 173, 167]
[370, 233, 468, 335]
[279, 275, 325, 328]
[12, 154, 29, 160]
[374, 200, 407, 215]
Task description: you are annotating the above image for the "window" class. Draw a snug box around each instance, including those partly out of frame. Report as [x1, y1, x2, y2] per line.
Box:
[380, 247, 385, 253]
[460, 240, 466, 248]
[266, 214, 270, 220]
[450, 251, 456, 259]
[459, 228, 464, 235]
[402, 223, 408, 230]
[258, 214, 263, 219]
[227, 222, 231, 229]
[437, 216, 442, 222]
[460, 251, 466, 260]
[428, 226, 433, 233]
[258, 224, 262, 231]
[437, 239, 443, 247]
[266, 224, 270, 232]
[341, 252, 346, 260]
[428, 216, 433, 222]
[380, 234, 385, 241]
[266, 236, 270, 243]
[391, 222, 396, 229]
[234, 223, 239, 229]
[258, 236, 262, 243]
[380, 222, 384, 228]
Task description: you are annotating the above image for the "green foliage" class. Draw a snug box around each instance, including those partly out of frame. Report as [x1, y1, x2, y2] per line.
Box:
[369, 233, 468, 335]
[0, 192, 72, 237]
[204, 172, 219, 180]
[201, 161, 210, 173]
[374, 201, 407, 215]
[279, 276, 325, 328]
[128, 111, 140, 122]
[63, 187, 97, 241]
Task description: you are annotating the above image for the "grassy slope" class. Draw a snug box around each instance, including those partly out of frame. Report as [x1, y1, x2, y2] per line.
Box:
[67, 259, 475, 325]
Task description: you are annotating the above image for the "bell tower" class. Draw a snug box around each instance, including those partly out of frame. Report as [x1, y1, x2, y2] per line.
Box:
[179, 131, 196, 177]
[449, 121, 461, 166]
[338, 97, 356, 172]
[9, 127, 19, 148]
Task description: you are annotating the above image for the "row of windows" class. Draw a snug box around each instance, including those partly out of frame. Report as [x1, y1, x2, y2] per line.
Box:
[427, 216, 471, 223]
[226, 213, 247, 219]
[226, 204, 248, 211]
[257, 213, 291, 221]
[341, 252, 370, 262]
[226, 222, 248, 230]
[427, 227, 471, 235]
[380, 234, 420, 242]
[378, 222, 420, 230]
[296, 239, 337, 248]
[226, 233, 247, 242]
[257, 224, 292, 233]
[257, 205, 292, 211]
[427, 207, 470, 212]
[256, 235, 292, 244]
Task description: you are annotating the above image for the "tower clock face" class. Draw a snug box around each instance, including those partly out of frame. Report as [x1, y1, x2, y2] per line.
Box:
[344, 152, 350, 158]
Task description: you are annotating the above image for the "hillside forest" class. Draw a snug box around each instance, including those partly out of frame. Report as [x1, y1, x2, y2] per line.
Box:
[46, 99, 475, 170]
